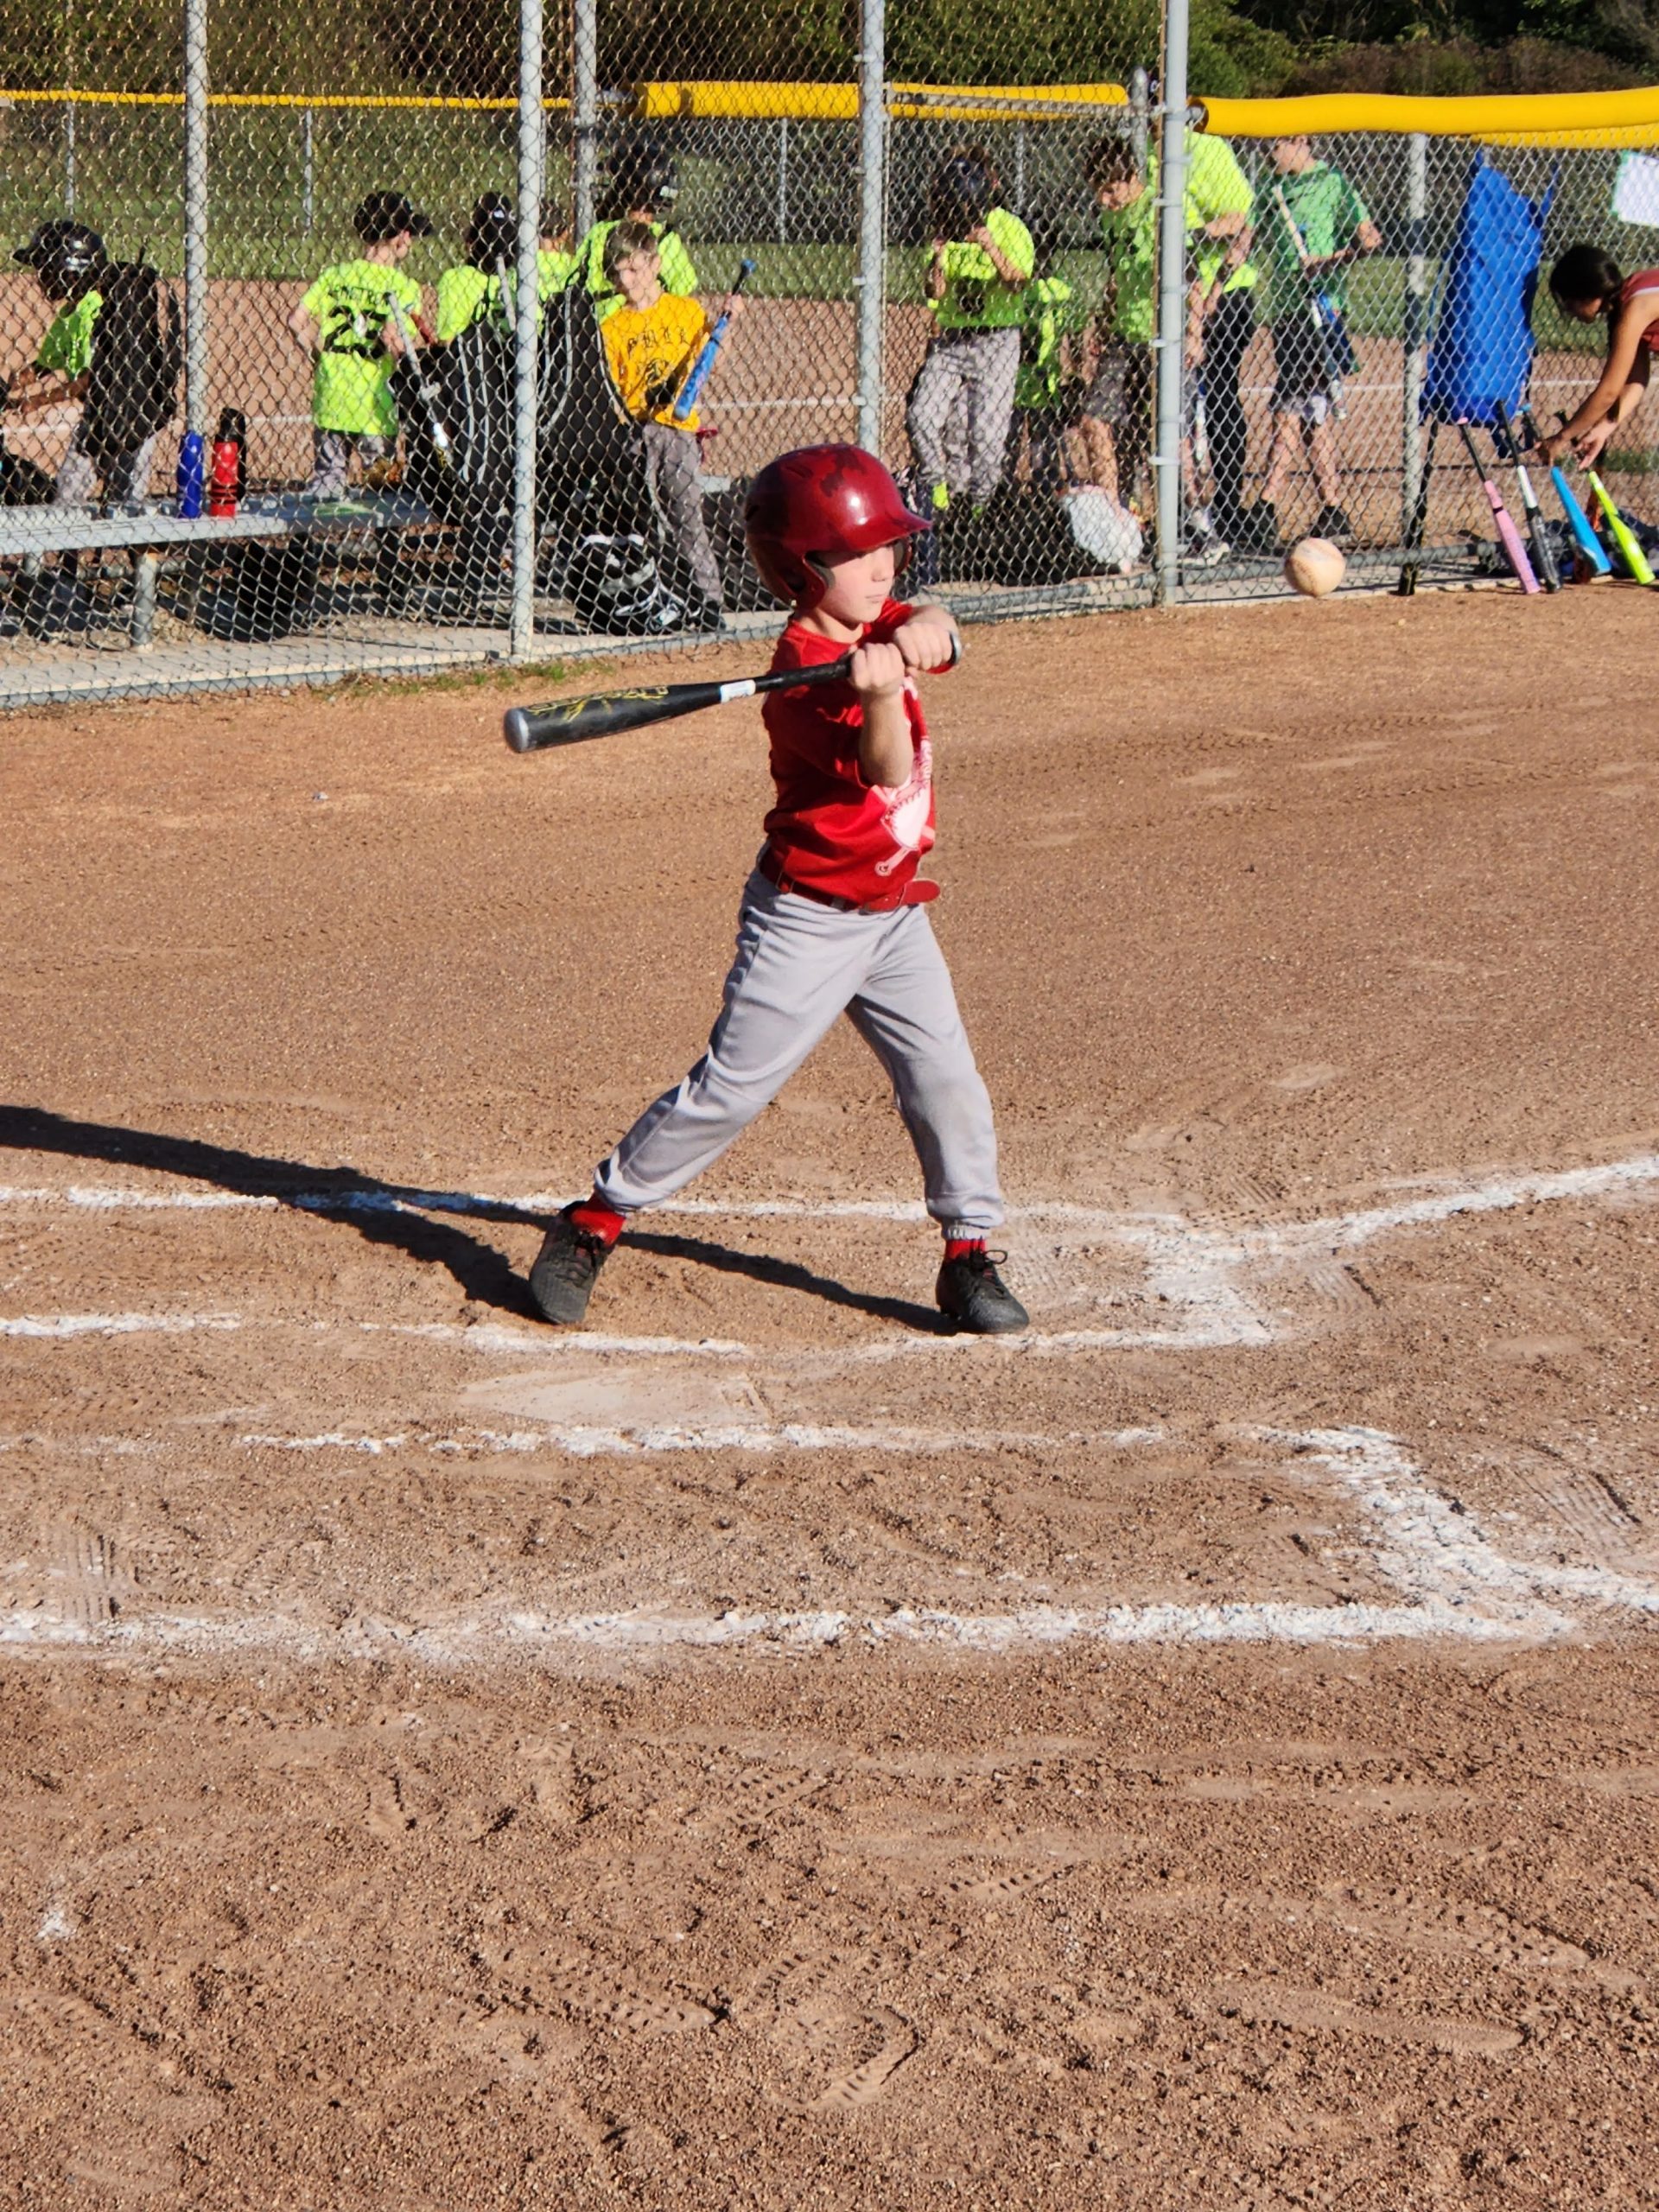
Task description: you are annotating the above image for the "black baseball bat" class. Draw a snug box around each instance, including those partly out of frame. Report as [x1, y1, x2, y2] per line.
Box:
[1497, 412, 1560, 591]
[504, 652, 854, 753]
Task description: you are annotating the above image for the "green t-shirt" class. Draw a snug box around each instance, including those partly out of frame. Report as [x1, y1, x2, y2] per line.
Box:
[1096, 188, 1159, 344]
[36, 291, 102, 378]
[576, 221, 697, 321]
[931, 207, 1036, 331]
[435, 264, 501, 342]
[300, 258, 423, 435]
[1261, 162, 1370, 321]
[1111, 132, 1259, 317]
[1180, 132, 1258, 297]
[1015, 274, 1084, 409]
[436, 251, 578, 341]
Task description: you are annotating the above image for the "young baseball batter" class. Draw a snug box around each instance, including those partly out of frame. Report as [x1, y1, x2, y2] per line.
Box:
[528, 442, 1027, 1337]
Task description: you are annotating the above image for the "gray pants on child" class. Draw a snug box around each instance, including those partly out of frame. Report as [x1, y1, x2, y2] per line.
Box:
[641, 421, 723, 607]
[54, 425, 160, 507]
[304, 429, 393, 499]
[594, 865, 1004, 1236]
[906, 326, 1020, 505]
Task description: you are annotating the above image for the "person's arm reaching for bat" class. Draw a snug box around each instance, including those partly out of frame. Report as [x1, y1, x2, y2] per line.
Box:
[1540, 293, 1652, 465]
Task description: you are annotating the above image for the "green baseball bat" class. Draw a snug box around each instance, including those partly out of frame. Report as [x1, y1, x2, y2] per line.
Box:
[1585, 467, 1654, 585]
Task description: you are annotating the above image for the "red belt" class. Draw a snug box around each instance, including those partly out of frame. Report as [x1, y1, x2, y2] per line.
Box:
[758, 844, 938, 913]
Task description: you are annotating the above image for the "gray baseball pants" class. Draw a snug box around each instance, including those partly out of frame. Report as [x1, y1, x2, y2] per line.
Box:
[304, 429, 393, 498]
[594, 865, 1004, 1236]
[54, 425, 160, 507]
[641, 421, 723, 606]
[906, 326, 1020, 505]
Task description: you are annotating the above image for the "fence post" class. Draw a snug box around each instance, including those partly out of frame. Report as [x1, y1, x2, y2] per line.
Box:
[572, 0, 598, 236]
[64, 100, 76, 216]
[1153, 0, 1190, 604]
[1402, 130, 1428, 552]
[182, 0, 209, 436]
[855, 0, 886, 455]
[1014, 122, 1027, 213]
[302, 105, 315, 233]
[1129, 66, 1149, 168]
[511, 0, 545, 661]
[778, 117, 789, 245]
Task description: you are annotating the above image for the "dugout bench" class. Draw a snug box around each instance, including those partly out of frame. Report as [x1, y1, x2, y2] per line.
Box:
[0, 492, 429, 649]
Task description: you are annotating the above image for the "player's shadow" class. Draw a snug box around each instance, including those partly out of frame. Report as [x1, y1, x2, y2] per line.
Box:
[0, 1103, 540, 1317]
[624, 1229, 950, 1335]
[0, 1104, 946, 1332]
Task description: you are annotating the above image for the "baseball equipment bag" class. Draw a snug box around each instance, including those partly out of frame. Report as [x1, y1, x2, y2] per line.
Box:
[0, 376, 55, 505]
[79, 262, 181, 469]
[537, 283, 691, 633]
[194, 537, 323, 642]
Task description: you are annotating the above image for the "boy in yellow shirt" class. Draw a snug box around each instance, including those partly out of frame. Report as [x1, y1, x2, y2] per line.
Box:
[600, 220, 725, 624]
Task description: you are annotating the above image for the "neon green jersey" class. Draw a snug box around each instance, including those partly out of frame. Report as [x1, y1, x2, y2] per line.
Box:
[931, 207, 1036, 331]
[1014, 275, 1084, 409]
[36, 292, 101, 378]
[537, 246, 576, 296]
[299, 258, 423, 435]
[1096, 188, 1159, 344]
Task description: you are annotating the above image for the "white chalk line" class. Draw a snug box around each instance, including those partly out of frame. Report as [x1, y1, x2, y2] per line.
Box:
[236, 1421, 1158, 1459]
[0, 1311, 241, 1340]
[3, 1427, 1656, 1661]
[3, 1152, 1653, 1364]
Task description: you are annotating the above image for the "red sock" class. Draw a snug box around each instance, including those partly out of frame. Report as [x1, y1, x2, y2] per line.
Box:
[944, 1236, 986, 1262]
[569, 1194, 627, 1245]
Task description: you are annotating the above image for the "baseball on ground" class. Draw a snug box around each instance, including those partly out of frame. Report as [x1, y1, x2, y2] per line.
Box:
[1283, 537, 1347, 597]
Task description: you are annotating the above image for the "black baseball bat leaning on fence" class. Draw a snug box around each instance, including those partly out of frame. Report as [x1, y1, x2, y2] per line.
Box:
[1497, 412, 1560, 591]
[504, 653, 854, 753]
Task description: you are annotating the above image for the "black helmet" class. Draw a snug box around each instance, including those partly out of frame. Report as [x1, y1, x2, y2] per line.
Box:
[604, 131, 678, 215]
[353, 190, 434, 245]
[463, 193, 518, 268]
[930, 152, 996, 233]
[12, 219, 105, 299]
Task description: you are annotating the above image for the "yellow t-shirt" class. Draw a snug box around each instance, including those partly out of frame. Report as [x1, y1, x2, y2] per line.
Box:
[601, 291, 710, 430]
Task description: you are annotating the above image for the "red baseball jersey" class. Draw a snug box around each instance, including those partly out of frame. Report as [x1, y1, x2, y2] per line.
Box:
[1624, 269, 1659, 349]
[761, 599, 949, 904]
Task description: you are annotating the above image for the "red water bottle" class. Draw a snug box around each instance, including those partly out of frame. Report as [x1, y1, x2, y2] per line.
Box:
[208, 432, 239, 517]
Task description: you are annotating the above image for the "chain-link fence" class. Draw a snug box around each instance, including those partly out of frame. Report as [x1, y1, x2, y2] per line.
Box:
[3, 8, 1658, 706]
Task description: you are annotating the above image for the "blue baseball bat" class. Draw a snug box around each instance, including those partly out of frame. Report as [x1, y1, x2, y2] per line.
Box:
[672, 257, 756, 423]
[1522, 410, 1611, 574]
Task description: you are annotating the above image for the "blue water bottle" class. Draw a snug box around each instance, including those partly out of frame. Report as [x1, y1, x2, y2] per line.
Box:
[176, 429, 206, 518]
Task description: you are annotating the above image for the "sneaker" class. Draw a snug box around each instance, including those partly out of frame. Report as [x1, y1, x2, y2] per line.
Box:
[1183, 527, 1228, 568]
[1312, 504, 1355, 547]
[529, 1205, 613, 1326]
[936, 1248, 1029, 1336]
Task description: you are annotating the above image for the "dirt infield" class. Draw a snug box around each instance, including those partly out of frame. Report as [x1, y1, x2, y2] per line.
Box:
[3, 586, 1659, 2206]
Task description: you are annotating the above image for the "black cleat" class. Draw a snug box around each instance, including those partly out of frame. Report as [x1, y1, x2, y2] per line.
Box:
[1311, 503, 1355, 548]
[936, 1248, 1029, 1336]
[529, 1206, 613, 1325]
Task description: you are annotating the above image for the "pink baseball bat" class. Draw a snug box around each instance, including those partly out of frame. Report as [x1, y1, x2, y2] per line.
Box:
[1457, 419, 1539, 594]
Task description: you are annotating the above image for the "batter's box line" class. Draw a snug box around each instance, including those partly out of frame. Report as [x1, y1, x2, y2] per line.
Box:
[3, 1149, 1657, 1360]
[4, 1427, 1657, 1662]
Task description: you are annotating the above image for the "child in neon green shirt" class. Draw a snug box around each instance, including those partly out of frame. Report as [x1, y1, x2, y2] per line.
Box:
[287, 189, 434, 497]
[908, 147, 1034, 515]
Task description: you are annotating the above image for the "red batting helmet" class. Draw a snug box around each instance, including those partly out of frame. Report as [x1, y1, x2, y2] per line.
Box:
[743, 444, 930, 611]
